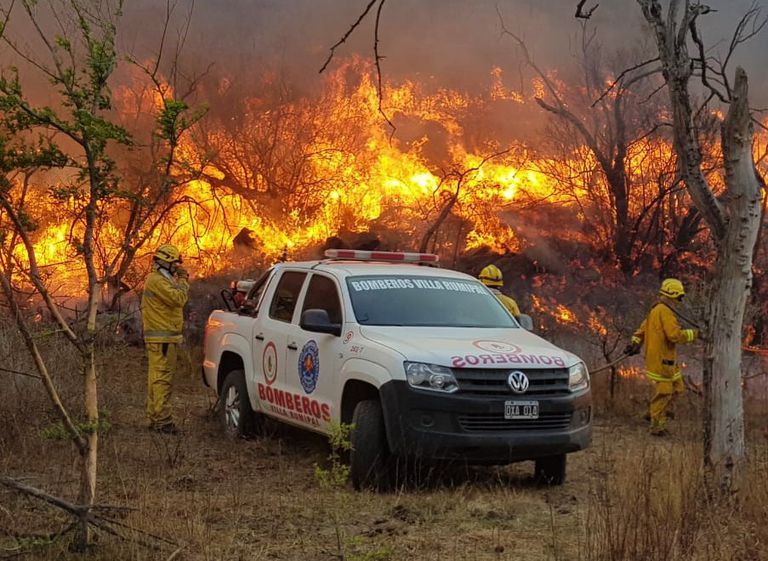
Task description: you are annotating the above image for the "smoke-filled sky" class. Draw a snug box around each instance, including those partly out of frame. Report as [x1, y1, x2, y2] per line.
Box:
[117, 0, 768, 100]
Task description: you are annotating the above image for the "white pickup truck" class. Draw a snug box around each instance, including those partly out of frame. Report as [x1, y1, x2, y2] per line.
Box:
[202, 250, 592, 488]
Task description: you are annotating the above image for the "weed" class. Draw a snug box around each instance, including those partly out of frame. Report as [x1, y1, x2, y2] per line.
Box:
[314, 420, 354, 489]
[344, 535, 395, 561]
[41, 409, 112, 440]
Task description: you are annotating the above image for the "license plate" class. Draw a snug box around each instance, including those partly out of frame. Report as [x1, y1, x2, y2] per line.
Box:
[504, 400, 539, 419]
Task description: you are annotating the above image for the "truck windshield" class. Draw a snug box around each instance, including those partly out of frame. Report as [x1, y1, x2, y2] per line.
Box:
[346, 275, 518, 328]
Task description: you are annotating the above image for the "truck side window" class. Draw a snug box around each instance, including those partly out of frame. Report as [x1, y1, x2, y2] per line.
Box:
[269, 271, 307, 323]
[241, 269, 273, 316]
[302, 274, 342, 325]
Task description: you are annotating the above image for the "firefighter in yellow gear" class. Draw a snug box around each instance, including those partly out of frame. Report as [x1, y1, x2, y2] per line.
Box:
[142, 244, 189, 433]
[478, 264, 521, 317]
[626, 278, 697, 436]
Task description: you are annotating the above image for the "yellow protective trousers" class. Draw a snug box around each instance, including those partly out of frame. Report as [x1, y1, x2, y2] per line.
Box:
[146, 342, 177, 427]
[649, 376, 685, 432]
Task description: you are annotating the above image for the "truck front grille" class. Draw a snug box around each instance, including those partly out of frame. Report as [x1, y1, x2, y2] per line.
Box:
[457, 412, 572, 432]
[453, 368, 570, 396]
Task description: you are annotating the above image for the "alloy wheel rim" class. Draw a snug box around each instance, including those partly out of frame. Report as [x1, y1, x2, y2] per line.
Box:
[225, 385, 241, 431]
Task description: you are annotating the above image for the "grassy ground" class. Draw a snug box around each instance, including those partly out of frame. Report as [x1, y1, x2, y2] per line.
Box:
[2, 341, 768, 560]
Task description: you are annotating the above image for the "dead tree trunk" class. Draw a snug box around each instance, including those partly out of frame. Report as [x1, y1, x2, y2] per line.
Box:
[702, 69, 761, 491]
[639, 0, 763, 493]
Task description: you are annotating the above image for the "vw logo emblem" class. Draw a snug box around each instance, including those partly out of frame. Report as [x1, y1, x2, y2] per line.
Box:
[507, 371, 529, 394]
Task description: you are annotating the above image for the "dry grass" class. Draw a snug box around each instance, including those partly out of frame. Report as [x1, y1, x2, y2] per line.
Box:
[2, 330, 768, 560]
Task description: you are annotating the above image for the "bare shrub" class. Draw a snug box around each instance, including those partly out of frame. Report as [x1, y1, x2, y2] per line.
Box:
[0, 322, 82, 449]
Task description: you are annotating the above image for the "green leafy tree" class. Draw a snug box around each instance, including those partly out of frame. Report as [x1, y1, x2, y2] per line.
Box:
[0, 0, 204, 548]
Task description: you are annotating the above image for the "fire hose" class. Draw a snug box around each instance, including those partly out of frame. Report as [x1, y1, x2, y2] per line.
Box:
[588, 352, 703, 395]
[589, 353, 631, 375]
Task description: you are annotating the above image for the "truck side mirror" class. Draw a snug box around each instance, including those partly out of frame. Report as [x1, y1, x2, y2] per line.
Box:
[517, 314, 534, 331]
[240, 298, 258, 316]
[300, 309, 342, 336]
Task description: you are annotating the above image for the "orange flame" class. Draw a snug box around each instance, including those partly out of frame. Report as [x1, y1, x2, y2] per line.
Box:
[7, 58, 767, 297]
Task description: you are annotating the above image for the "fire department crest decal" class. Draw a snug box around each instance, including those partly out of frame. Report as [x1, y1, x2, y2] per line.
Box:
[298, 340, 320, 394]
[262, 341, 278, 386]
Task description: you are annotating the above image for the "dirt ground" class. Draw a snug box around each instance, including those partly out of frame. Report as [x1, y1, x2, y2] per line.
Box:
[1, 344, 766, 561]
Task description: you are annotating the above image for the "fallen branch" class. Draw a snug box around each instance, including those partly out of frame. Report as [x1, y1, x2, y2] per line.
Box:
[0, 366, 41, 380]
[0, 477, 87, 517]
[0, 477, 177, 552]
[95, 513, 178, 547]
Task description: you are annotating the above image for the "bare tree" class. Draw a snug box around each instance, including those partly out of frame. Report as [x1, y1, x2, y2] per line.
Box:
[498, 14, 686, 275]
[637, 0, 765, 493]
[193, 68, 373, 250]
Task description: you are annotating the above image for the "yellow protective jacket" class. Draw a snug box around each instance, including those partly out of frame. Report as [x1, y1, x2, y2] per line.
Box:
[141, 267, 189, 343]
[491, 288, 521, 317]
[632, 302, 696, 382]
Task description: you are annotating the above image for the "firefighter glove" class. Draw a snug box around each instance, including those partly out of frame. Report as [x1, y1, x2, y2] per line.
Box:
[624, 342, 641, 356]
[176, 266, 189, 280]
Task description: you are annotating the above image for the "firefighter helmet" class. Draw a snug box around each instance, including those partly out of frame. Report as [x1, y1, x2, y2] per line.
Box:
[154, 244, 182, 264]
[660, 278, 685, 299]
[479, 264, 504, 287]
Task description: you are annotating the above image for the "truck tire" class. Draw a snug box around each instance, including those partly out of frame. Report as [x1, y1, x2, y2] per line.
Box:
[534, 454, 567, 485]
[219, 369, 258, 438]
[350, 399, 391, 491]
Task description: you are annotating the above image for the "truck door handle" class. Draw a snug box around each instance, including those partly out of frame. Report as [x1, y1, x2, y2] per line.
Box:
[287, 342, 298, 350]
[255, 333, 265, 341]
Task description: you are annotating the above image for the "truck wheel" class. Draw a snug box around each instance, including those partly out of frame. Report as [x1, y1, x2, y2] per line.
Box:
[350, 399, 391, 491]
[220, 369, 258, 437]
[534, 454, 567, 485]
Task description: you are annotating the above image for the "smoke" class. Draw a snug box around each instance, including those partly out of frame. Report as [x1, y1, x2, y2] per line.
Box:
[119, 0, 768, 101]
[4, 0, 767, 125]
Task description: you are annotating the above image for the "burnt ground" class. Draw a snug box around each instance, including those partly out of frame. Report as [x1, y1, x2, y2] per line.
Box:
[2, 344, 768, 561]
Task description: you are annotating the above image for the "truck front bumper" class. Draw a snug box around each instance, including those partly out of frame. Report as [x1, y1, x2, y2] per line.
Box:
[379, 380, 592, 464]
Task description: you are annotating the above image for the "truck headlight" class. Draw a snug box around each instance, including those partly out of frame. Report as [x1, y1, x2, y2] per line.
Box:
[568, 362, 589, 392]
[404, 362, 459, 393]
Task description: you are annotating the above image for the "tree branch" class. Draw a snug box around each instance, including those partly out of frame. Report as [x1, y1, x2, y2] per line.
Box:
[535, 96, 609, 172]
[575, 0, 599, 19]
[0, 365, 41, 380]
[690, 19, 729, 103]
[590, 58, 660, 107]
[318, 0, 378, 73]
[498, 9, 564, 107]
[373, 0, 394, 136]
